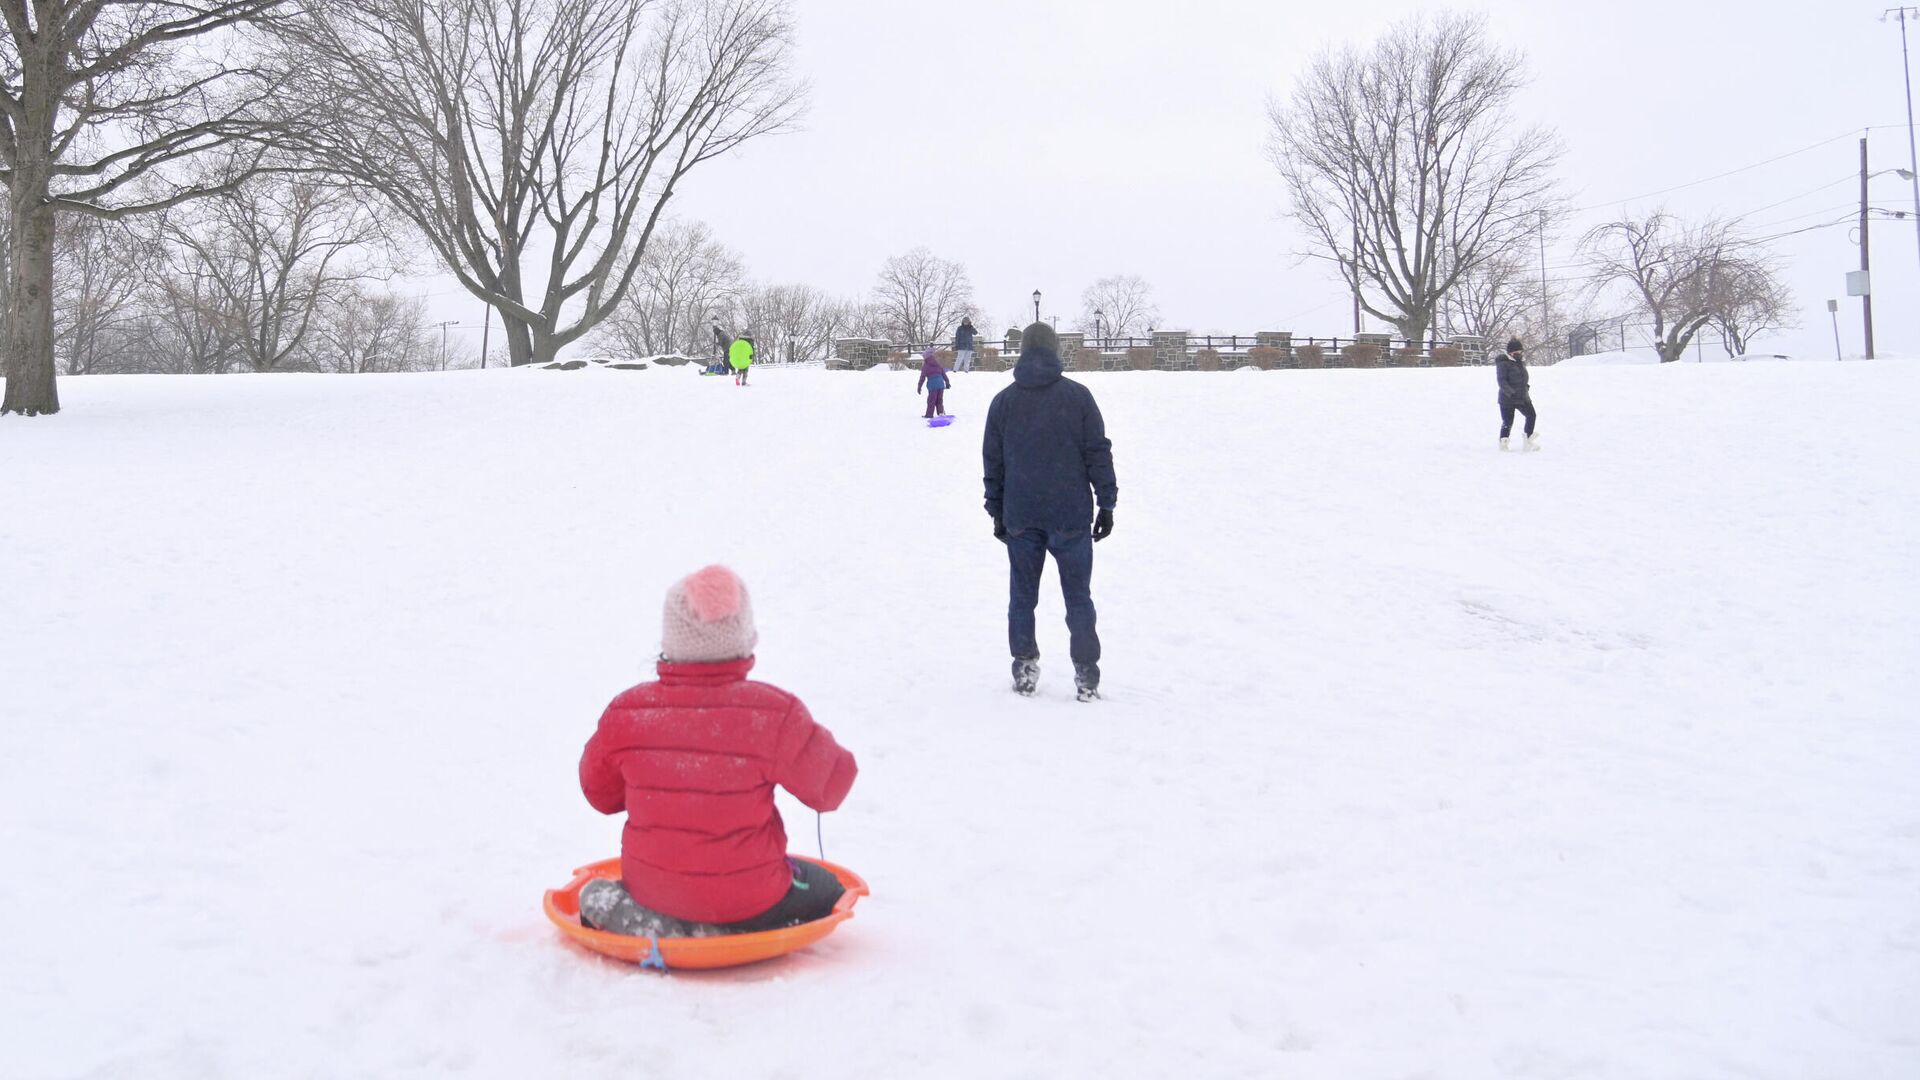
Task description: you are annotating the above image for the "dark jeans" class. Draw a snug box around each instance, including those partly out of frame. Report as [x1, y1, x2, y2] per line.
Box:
[1500, 399, 1537, 437]
[579, 859, 845, 938]
[924, 388, 946, 417]
[1005, 526, 1101, 674]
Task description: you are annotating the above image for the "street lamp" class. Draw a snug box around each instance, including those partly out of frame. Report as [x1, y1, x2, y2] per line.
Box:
[1093, 309, 1104, 348]
[1032, 290, 1041, 324]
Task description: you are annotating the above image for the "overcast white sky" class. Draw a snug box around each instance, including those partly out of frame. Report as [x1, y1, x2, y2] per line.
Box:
[430, 0, 1916, 360]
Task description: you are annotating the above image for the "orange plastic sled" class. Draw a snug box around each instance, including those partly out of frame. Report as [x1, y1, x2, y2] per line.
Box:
[543, 856, 869, 971]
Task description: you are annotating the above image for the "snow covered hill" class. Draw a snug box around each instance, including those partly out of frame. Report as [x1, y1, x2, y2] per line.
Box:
[2, 361, 1916, 1079]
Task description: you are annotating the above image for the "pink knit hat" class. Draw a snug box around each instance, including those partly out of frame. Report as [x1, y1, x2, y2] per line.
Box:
[661, 565, 758, 663]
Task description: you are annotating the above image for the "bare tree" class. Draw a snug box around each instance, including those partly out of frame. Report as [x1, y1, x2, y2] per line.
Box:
[285, 0, 802, 370]
[1439, 254, 1538, 342]
[1583, 211, 1759, 364]
[146, 265, 239, 374]
[594, 219, 744, 359]
[1077, 274, 1158, 342]
[55, 216, 151, 374]
[1, 0, 290, 414]
[1712, 257, 1794, 357]
[302, 285, 434, 373]
[155, 176, 389, 372]
[1267, 11, 1563, 344]
[871, 247, 973, 346]
[728, 282, 848, 363]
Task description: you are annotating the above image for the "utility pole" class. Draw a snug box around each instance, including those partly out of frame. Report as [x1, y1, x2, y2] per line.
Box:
[1862, 136, 1877, 359]
[1537, 208, 1551, 341]
[435, 320, 459, 362]
[1351, 218, 1363, 335]
[1890, 8, 1920, 288]
[479, 305, 491, 369]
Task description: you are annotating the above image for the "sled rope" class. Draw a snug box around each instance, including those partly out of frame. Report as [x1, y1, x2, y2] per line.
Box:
[641, 937, 669, 973]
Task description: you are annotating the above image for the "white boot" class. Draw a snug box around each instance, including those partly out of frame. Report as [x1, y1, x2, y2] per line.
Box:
[1524, 433, 1540, 452]
[1499, 437, 1510, 451]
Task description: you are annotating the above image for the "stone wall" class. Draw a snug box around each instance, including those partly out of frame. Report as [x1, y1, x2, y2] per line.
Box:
[836, 327, 1493, 372]
[832, 337, 891, 371]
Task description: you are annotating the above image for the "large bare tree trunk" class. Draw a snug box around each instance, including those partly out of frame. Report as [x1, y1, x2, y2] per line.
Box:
[1, 0, 287, 415]
[500, 316, 535, 368]
[3, 191, 59, 416]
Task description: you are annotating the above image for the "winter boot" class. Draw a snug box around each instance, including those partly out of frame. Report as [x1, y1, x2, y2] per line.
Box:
[1012, 657, 1040, 696]
[1524, 433, 1540, 452]
[1499, 437, 1510, 451]
[1074, 663, 1100, 702]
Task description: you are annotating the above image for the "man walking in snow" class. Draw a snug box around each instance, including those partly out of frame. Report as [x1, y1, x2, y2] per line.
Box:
[1495, 337, 1539, 451]
[983, 322, 1118, 701]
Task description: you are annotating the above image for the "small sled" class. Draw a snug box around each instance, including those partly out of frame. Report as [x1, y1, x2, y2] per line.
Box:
[543, 856, 869, 971]
[926, 415, 956, 428]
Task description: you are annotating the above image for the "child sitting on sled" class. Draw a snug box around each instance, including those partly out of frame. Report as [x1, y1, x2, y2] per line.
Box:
[577, 565, 858, 937]
[917, 348, 951, 418]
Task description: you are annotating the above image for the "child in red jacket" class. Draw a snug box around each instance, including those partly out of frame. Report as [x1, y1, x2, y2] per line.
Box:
[577, 565, 858, 937]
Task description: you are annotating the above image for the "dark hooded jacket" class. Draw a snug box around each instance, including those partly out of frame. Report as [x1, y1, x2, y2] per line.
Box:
[982, 343, 1117, 532]
[954, 322, 977, 353]
[1494, 351, 1531, 406]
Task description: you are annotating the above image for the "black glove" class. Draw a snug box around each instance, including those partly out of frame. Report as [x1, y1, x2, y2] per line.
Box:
[993, 517, 1007, 540]
[1093, 508, 1114, 542]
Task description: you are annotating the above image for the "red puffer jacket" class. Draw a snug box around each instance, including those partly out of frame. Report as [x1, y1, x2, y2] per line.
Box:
[579, 657, 858, 924]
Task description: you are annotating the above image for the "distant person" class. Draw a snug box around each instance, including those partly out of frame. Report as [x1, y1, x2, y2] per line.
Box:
[730, 336, 755, 386]
[1494, 337, 1539, 451]
[953, 317, 978, 373]
[982, 322, 1118, 702]
[917, 348, 951, 418]
[577, 565, 857, 938]
[712, 321, 729, 363]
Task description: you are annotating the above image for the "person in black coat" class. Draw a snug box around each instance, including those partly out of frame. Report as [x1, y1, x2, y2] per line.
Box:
[982, 322, 1118, 701]
[1494, 337, 1539, 451]
[953, 317, 978, 373]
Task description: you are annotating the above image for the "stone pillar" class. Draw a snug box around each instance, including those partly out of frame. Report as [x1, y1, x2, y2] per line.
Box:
[833, 337, 891, 370]
[1151, 330, 1189, 371]
[1056, 332, 1087, 371]
[1255, 331, 1294, 369]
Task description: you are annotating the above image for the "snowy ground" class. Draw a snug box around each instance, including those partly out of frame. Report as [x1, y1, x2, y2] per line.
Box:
[2, 360, 1917, 1080]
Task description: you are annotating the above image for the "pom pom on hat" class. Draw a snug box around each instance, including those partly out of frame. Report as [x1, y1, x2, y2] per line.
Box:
[662, 565, 758, 663]
[681, 565, 744, 622]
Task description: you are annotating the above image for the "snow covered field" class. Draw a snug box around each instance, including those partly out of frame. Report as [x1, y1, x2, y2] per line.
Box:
[2, 360, 1916, 1079]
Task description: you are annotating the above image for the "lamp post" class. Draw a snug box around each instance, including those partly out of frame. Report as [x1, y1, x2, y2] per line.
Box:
[1032, 290, 1041, 324]
[1094, 308, 1104, 348]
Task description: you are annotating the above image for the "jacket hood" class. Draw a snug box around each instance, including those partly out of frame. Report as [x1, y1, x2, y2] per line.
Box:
[1013, 345, 1063, 388]
[921, 351, 942, 374]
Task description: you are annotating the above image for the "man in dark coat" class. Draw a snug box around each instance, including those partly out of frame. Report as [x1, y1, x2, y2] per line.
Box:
[1494, 337, 1539, 451]
[983, 322, 1118, 701]
[953, 317, 978, 373]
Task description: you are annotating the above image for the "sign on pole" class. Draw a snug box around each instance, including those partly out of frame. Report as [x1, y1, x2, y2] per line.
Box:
[1847, 270, 1873, 297]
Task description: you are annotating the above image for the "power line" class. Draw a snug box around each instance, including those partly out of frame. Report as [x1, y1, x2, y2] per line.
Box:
[1571, 125, 1907, 212]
